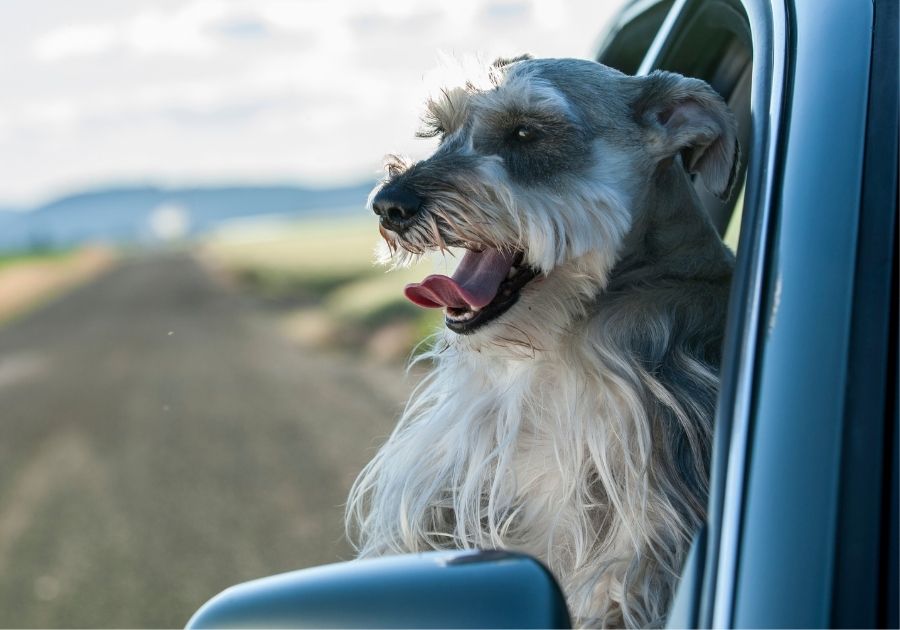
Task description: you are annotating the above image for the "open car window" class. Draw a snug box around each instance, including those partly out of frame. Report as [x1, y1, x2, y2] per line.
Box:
[599, 1, 898, 627]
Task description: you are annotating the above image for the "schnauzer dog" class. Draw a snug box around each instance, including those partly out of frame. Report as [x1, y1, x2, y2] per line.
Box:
[347, 55, 737, 628]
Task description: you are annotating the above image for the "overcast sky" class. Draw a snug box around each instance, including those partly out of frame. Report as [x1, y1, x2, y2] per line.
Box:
[0, 0, 625, 207]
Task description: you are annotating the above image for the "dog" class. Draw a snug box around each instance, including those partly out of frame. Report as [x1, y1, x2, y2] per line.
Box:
[346, 55, 737, 628]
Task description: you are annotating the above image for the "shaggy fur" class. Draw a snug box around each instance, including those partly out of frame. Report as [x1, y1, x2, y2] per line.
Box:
[346, 56, 736, 628]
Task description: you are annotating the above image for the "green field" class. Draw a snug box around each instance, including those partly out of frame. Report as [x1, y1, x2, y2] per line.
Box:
[202, 215, 446, 361]
[0, 249, 74, 270]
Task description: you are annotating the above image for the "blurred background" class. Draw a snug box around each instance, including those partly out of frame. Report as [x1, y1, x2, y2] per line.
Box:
[0, 1, 625, 626]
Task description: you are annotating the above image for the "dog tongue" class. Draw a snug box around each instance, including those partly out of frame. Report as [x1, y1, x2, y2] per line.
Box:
[405, 248, 516, 309]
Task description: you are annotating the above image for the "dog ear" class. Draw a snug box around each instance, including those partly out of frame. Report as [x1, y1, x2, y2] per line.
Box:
[491, 54, 533, 68]
[633, 70, 739, 200]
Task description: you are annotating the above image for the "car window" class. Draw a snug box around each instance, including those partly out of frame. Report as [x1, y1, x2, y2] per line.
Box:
[595, 3, 755, 627]
[644, 1, 897, 628]
[596, 0, 676, 75]
[646, 1, 752, 241]
[602, 0, 751, 252]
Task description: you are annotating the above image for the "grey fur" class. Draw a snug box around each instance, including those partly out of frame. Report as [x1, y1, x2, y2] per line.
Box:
[349, 56, 736, 628]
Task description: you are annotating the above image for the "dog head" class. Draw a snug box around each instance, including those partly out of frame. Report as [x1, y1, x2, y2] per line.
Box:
[370, 56, 737, 346]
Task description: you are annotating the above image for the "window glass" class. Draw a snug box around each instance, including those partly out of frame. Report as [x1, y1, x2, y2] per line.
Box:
[723, 184, 745, 252]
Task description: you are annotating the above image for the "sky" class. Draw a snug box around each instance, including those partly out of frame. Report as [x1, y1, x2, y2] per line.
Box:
[0, 0, 626, 208]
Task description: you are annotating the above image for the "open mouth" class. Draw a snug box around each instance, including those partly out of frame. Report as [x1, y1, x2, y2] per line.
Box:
[404, 248, 540, 334]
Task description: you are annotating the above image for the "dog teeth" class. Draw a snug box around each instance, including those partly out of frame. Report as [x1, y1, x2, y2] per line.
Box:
[444, 308, 476, 322]
[506, 266, 518, 279]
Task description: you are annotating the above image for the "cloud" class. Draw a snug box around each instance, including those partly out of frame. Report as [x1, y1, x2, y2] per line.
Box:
[31, 0, 358, 62]
[32, 0, 232, 62]
[6, 0, 626, 204]
[126, 3, 223, 57]
[33, 23, 118, 61]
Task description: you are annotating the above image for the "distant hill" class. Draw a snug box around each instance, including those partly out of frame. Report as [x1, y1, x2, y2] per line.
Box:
[0, 183, 375, 252]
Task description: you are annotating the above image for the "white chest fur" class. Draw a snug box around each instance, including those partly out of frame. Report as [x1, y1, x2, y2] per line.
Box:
[348, 340, 659, 623]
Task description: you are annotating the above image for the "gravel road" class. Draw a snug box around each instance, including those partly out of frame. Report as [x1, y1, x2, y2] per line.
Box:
[0, 252, 410, 628]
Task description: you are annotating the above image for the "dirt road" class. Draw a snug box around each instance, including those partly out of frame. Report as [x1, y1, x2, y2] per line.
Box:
[0, 253, 410, 627]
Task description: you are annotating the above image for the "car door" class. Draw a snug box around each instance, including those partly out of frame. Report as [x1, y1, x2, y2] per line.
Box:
[599, 0, 898, 627]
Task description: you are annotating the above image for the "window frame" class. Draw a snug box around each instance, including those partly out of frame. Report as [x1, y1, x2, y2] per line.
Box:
[636, 0, 892, 627]
[631, 0, 788, 624]
[598, 1, 892, 625]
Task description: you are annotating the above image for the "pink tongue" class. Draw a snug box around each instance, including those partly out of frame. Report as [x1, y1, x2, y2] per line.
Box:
[405, 248, 517, 310]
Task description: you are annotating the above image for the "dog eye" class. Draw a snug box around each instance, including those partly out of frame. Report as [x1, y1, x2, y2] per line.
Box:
[513, 125, 536, 142]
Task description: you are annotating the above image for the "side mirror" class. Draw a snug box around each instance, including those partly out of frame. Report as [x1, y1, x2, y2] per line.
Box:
[187, 549, 571, 629]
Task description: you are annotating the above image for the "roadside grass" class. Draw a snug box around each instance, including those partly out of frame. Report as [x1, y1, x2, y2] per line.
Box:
[0, 249, 74, 270]
[0, 246, 117, 325]
[201, 215, 445, 361]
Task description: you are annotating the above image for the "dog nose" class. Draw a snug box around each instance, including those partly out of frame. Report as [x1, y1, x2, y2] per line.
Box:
[372, 185, 422, 232]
